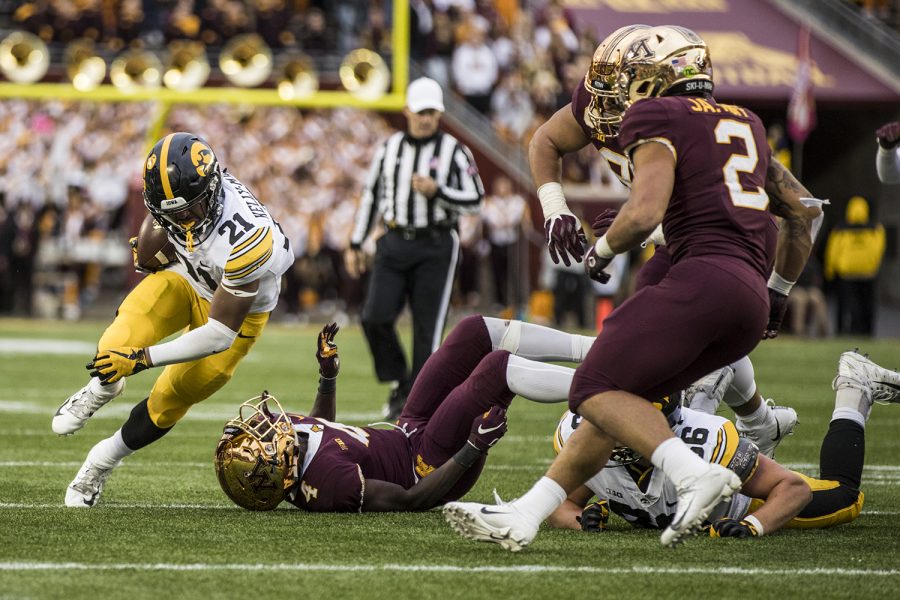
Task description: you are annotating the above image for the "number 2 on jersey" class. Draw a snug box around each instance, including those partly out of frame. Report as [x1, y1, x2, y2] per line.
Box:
[715, 120, 768, 211]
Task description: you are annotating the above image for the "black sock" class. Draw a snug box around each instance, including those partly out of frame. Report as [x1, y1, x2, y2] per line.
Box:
[820, 418, 865, 488]
[121, 397, 173, 451]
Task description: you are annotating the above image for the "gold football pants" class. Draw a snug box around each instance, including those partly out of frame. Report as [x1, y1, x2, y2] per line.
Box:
[98, 270, 269, 428]
[747, 472, 864, 529]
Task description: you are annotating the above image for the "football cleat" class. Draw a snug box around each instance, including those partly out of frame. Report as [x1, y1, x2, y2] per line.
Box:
[660, 463, 741, 548]
[52, 379, 125, 435]
[736, 401, 798, 459]
[833, 350, 900, 405]
[683, 366, 735, 414]
[443, 495, 538, 553]
[65, 459, 119, 508]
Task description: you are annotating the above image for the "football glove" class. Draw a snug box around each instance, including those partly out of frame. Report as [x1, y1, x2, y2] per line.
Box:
[584, 244, 612, 284]
[467, 406, 508, 453]
[316, 322, 340, 379]
[763, 287, 789, 339]
[709, 517, 760, 539]
[876, 121, 900, 149]
[591, 209, 618, 239]
[577, 500, 609, 533]
[545, 212, 587, 267]
[129, 236, 151, 274]
[87, 347, 152, 383]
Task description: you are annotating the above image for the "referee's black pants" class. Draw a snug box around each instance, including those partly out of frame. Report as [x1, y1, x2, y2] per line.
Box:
[361, 228, 459, 390]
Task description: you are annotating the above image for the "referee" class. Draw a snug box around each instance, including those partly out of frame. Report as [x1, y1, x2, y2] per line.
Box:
[345, 77, 485, 420]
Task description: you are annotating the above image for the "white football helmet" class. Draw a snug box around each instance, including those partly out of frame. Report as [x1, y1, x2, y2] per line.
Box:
[615, 25, 713, 111]
[583, 24, 652, 140]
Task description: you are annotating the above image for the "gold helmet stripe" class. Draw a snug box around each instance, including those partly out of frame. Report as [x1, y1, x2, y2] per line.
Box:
[159, 133, 177, 200]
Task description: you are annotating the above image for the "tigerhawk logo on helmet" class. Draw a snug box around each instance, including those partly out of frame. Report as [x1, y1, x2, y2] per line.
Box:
[142, 131, 225, 252]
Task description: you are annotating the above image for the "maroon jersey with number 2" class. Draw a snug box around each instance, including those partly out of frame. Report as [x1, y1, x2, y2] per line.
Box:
[569, 95, 775, 409]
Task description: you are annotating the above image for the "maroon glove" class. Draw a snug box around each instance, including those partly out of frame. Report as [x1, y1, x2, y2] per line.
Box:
[591, 208, 618, 238]
[467, 406, 508, 452]
[763, 288, 789, 339]
[545, 213, 587, 267]
[876, 122, 900, 149]
[316, 322, 340, 378]
[584, 244, 612, 284]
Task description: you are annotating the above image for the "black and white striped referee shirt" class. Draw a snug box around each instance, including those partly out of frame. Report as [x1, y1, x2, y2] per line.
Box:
[350, 130, 484, 247]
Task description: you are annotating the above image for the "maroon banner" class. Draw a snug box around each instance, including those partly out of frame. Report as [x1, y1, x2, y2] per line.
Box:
[563, 0, 898, 103]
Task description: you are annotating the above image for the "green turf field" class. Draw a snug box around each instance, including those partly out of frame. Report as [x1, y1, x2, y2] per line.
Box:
[1, 317, 899, 599]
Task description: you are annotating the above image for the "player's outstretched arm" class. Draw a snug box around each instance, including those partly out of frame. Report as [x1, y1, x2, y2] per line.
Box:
[309, 323, 339, 421]
[763, 159, 823, 338]
[362, 407, 508, 511]
[87, 280, 258, 383]
[529, 105, 591, 266]
[547, 486, 596, 530]
[721, 455, 812, 537]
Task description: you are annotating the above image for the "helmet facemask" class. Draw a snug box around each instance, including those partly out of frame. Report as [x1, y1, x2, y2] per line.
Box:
[144, 167, 222, 252]
[582, 24, 652, 140]
[215, 393, 300, 511]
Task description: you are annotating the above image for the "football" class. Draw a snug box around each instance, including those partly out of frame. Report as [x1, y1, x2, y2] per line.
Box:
[134, 213, 176, 272]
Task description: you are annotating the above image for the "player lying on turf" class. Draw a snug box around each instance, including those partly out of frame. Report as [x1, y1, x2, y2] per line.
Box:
[520, 351, 899, 538]
[215, 315, 597, 512]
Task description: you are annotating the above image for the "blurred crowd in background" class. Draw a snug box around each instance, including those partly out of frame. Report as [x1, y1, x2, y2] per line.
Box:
[0, 0, 896, 334]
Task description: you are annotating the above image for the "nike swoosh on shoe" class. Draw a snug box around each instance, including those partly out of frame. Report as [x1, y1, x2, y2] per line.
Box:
[480, 506, 511, 515]
[770, 417, 782, 443]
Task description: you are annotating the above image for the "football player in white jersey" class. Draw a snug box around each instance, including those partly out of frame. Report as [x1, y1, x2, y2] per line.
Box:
[547, 350, 900, 538]
[52, 132, 293, 507]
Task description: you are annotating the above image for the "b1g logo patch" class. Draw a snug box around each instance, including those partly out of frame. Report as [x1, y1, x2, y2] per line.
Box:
[190, 141, 214, 177]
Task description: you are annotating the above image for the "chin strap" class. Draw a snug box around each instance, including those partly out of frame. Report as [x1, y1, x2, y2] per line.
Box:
[183, 221, 196, 252]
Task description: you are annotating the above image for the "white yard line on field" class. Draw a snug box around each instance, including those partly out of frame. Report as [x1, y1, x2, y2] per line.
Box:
[0, 562, 898, 576]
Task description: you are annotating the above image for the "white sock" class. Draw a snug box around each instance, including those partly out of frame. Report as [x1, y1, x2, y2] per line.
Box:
[511, 476, 568, 524]
[650, 438, 709, 487]
[736, 399, 770, 426]
[723, 356, 756, 408]
[483, 317, 594, 363]
[88, 377, 125, 398]
[505, 355, 574, 403]
[833, 383, 872, 423]
[86, 429, 134, 469]
[831, 407, 867, 428]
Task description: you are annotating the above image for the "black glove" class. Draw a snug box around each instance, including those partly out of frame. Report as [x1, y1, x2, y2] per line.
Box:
[763, 288, 789, 339]
[591, 209, 618, 238]
[545, 213, 587, 267]
[876, 121, 900, 149]
[584, 244, 612, 284]
[316, 323, 340, 378]
[466, 406, 508, 452]
[709, 517, 760, 538]
[576, 500, 609, 532]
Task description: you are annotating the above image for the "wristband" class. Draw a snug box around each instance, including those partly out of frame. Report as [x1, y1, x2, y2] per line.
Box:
[593, 235, 615, 259]
[744, 514, 764, 536]
[767, 272, 795, 296]
[537, 182, 568, 219]
[317, 376, 336, 394]
[453, 442, 483, 469]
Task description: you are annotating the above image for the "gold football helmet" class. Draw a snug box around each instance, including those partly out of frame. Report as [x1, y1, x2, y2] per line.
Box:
[215, 393, 300, 511]
[583, 24, 652, 140]
[615, 25, 713, 111]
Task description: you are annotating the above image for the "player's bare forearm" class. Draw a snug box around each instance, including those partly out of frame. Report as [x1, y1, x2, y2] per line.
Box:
[547, 487, 595, 530]
[528, 105, 590, 187]
[308, 390, 335, 421]
[740, 456, 812, 535]
[362, 457, 471, 512]
[765, 160, 819, 280]
[606, 143, 673, 252]
[209, 279, 259, 331]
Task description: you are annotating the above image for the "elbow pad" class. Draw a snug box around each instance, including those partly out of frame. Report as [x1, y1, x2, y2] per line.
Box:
[147, 318, 239, 367]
